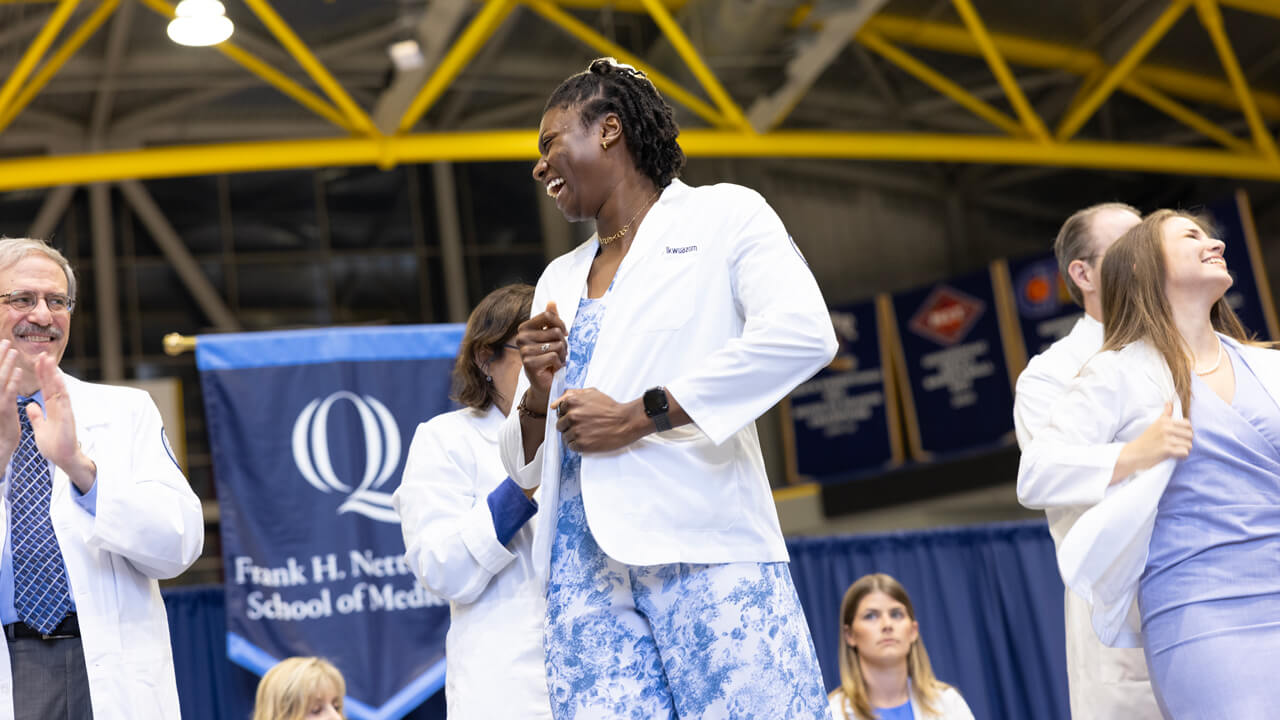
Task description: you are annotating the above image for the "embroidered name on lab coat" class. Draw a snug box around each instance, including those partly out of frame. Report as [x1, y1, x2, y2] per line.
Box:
[666, 245, 697, 254]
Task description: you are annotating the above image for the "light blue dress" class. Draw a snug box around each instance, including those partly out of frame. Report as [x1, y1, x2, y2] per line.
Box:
[1139, 344, 1280, 718]
[543, 293, 829, 720]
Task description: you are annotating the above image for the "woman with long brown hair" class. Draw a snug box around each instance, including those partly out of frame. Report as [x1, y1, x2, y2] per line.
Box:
[1029, 209, 1280, 717]
[829, 574, 973, 720]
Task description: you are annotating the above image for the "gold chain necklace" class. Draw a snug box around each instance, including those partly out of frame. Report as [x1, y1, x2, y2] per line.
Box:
[598, 190, 660, 246]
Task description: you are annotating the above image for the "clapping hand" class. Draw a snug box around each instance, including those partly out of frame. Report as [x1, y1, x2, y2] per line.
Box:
[0, 340, 22, 467]
[25, 353, 95, 493]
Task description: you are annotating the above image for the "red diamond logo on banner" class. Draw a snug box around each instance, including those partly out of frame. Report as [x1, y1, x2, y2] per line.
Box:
[908, 285, 986, 346]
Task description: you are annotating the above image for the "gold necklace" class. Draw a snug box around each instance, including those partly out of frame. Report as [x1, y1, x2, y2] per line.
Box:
[598, 190, 660, 246]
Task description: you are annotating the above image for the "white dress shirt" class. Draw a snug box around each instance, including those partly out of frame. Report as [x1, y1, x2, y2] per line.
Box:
[394, 406, 551, 720]
[1013, 314, 1161, 719]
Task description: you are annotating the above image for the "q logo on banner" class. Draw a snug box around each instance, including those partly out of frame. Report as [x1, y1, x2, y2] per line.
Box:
[291, 391, 402, 524]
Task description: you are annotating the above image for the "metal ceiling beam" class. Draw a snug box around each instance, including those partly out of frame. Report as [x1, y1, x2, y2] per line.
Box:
[1054, 0, 1190, 142]
[0, 0, 79, 120]
[1219, 0, 1280, 20]
[521, 0, 727, 127]
[372, 0, 471, 134]
[1119, 77, 1252, 152]
[27, 184, 74, 238]
[641, 0, 750, 130]
[1194, 0, 1277, 160]
[747, 0, 888, 133]
[9, 130, 1280, 192]
[242, 0, 376, 135]
[0, 0, 117, 136]
[137, 0, 354, 132]
[856, 30, 1023, 136]
[950, 0, 1049, 142]
[117, 180, 240, 331]
[109, 82, 257, 136]
[397, 0, 516, 133]
[864, 13, 1280, 120]
[88, 0, 130, 146]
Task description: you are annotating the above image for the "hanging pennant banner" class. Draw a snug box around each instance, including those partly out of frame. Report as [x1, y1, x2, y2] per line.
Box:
[1002, 253, 1084, 359]
[1208, 190, 1279, 340]
[784, 296, 903, 483]
[887, 268, 1017, 461]
[197, 325, 464, 720]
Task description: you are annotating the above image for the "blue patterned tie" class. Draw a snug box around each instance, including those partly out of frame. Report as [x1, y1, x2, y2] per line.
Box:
[11, 397, 71, 634]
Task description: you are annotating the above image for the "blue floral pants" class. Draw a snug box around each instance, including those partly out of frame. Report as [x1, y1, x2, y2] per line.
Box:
[543, 453, 830, 720]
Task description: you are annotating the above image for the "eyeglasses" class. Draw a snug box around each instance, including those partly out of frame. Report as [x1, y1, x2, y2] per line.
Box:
[502, 343, 518, 351]
[0, 290, 75, 314]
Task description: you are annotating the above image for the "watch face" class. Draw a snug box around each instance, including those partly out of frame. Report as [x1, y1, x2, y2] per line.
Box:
[644, 387, 668, 416]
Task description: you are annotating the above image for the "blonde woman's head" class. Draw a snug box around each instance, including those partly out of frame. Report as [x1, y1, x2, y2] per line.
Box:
[251, 656, 345, 720]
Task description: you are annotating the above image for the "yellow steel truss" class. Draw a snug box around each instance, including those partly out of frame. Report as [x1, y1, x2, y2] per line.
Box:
[0, 0, 1278, 191]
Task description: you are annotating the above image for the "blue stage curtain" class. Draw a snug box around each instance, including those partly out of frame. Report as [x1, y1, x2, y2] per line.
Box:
[786, 520, 1069, 720]
[165, 520, 1066, 719]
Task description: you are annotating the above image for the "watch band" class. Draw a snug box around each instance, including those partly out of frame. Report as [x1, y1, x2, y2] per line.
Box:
[644, 386, 671, 432]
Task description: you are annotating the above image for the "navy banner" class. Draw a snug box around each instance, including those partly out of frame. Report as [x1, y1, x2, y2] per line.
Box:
[198, 326, 464, 720]
[888, 268, 1017, 460]
[784, 297, 903, 482]
[1001, 254, 1083, 359]
[1209, 190, 1279, 340]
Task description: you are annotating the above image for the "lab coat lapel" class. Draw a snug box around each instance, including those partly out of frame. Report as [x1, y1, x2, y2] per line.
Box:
[581, 181, 684, 390]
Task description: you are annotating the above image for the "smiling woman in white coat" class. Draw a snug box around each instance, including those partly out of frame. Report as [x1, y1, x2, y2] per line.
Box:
[1027, 210, 1280, 718]
[392, 284, 552, 720]
[499, 59, 838, 719]
[828, 574, 974, 720]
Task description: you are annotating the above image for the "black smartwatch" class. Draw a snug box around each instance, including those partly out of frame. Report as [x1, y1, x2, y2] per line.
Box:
[643, 386, 672, 432]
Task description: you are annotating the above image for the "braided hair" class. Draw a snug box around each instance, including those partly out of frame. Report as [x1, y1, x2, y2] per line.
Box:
[544, 58, 686, 188]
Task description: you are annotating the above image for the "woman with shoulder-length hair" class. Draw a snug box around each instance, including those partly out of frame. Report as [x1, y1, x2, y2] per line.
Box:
[829, 574, 974, 720]
[1030, 209, 1280, 716]
[498, 58, 838, 718]
[393, 283, 552, 719]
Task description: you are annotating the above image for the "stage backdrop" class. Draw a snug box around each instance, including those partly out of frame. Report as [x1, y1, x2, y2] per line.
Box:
[197, 325, 464, 720]
[789, 521, 1069, 720]
[164, 520, 1068, 720]
[783, 296, 904, 483]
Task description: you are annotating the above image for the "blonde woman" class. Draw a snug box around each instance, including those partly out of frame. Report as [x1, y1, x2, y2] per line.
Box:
[251, 657, 345, 720]
[829, 574, 974, 720]
[1033, 210, 1280, 717]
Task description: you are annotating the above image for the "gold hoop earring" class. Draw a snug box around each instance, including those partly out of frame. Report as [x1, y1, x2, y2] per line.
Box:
[601, 140, 609, 150]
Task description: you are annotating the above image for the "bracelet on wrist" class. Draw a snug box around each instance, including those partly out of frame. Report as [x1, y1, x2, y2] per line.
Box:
[518, 393, 547, 419]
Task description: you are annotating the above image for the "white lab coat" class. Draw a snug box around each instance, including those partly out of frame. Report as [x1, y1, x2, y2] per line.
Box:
[827, 686, 975, 720]
[1025, 334, 1280, 647]
[393, 406, 551, 720]
[0, 373, 204, 720]
[499, 179, 837, 577]
[1013, 315, 1160, 719]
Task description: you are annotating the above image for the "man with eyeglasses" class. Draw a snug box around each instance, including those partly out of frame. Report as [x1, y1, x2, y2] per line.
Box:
[0, 238, 203, 719]
[1013, 204, 1164, 720]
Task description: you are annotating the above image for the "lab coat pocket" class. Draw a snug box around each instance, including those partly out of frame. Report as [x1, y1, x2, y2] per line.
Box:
[636, 255, 700, 333]
[635, 433, 744, 532]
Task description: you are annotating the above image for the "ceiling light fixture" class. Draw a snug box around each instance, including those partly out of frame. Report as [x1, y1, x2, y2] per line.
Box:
[166, 0, 234, 47]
